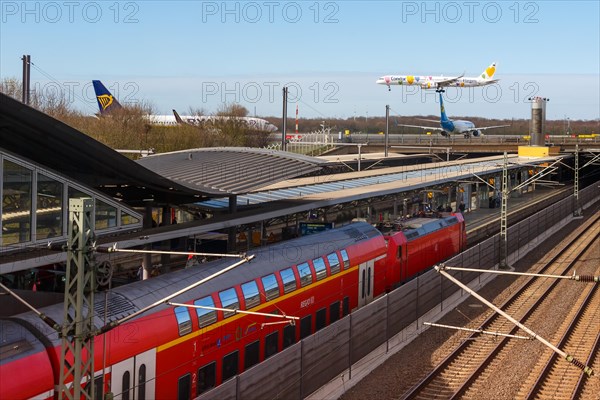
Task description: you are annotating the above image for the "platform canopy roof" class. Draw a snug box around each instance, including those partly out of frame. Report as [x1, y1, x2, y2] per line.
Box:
[0, 93, 328, 205]
[136, 148, 328, 195]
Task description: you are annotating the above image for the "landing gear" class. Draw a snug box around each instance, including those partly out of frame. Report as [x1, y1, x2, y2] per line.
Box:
[436, 88, 445, 93]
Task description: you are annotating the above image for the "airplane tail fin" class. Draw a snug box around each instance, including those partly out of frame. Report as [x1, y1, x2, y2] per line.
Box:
[92, 80, 122, 114]
[439, 93, 449, 122]
[480, 62, 497, 80]
[173, 109, 185, 124]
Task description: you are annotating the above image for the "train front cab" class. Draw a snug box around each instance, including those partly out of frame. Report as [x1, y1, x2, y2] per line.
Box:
[383, 213, 466, 288]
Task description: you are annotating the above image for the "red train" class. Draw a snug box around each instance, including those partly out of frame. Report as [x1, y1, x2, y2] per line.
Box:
[0, 215, 465, 399]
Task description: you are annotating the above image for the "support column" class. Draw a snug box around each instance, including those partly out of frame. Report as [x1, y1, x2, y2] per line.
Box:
[58, 198, 95, 400]
[161, 206, 172, 273]
[499, 152, 511, 270]
[228, 195, 237, 251]
[142, 206, 153, 279]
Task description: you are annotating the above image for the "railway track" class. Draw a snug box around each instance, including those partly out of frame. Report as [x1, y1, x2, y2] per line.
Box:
[517, 274, 600, 399]
[401, 213, 600, 399]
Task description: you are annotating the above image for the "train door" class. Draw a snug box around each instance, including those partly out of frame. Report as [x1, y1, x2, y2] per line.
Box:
[398, 245, 406, 283]
[358, 260, 375, 307]
[110, 348, 156, 400]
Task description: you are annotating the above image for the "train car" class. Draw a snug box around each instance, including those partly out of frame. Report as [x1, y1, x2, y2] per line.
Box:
[380, 213, 466, 287]
[0, 216, 465, 399]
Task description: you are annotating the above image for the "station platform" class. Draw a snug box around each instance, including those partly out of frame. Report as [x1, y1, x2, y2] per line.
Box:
[460, 186, 571, 244]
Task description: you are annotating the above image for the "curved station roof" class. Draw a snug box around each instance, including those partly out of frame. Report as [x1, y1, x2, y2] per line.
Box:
[0, 93, 328, 205]
[136, 148, 328, 195]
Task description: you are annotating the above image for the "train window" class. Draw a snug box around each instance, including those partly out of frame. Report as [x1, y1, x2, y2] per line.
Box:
[327, 252, 341, 275]
[330, 301, 340, 323]
[397, 246, 402, 260]
[222, 350, 239, 382]
[138, 364, 146, 400]
[219, 288, 239, 319]
[121, 370, 131, 400]
[174, 306, 192, 336]
[367, 267, 371, 296]
[95, 376, 104, 400]
[312, 258, 327, 281]
[177, 373, 191, 400]
[194, 296, 217, 328]
[84, 375, 103, 400]
[280, 268, 296, 294]
[241, 280, 260, 309]
[261, 274, 280, 301]
[297, 262, 313, 287]
[340, 249, 350, 269]
[283, 324, 296, 348]
[197, 362, 216, 395]
[265, 331, 279, 359]
[342, 296, 349, 317]
[300, 315, 312, 339]
[405, 231, 419, 240]
[316, 308, 327, 331]
[244, 340, 260, 370]
[361, 269, 366, 299]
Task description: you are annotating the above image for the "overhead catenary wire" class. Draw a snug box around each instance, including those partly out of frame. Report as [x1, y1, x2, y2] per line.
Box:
[423, 322, 532, 340]
[0, 281, 61, 332]
[167, 302, 299, 324]
[439, 265, 599, 283]
[435, 264, 594, 377]
[97, 255, 255, 335]
[29, 62, 98, 114]
[96, 244, 248, 259]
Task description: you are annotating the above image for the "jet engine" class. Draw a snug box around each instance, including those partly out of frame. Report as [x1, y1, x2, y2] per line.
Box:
[420, 80, 435, 89]
[471, 130, 481, 137]
[440, 131, 450, 137]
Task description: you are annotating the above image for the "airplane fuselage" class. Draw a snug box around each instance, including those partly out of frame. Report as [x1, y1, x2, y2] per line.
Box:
[178, 115, 278, 132]
[376, 75, 494, 89]
[442, 119, 475, 134]
[376, 62, 498, 91]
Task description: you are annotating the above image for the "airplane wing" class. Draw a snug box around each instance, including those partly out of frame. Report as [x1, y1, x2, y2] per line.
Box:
[477, 124, 511, 131]
[416, 118, 440, 123]
[435, 73, 464, 87]
[398, 124, 444, 132]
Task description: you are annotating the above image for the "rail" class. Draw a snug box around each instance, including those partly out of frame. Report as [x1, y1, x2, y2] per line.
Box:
[401, 213, 600, 399]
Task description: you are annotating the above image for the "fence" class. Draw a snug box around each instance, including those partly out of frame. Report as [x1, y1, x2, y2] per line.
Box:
[266, 130, 337, 156]
[197, 182, 600, 400]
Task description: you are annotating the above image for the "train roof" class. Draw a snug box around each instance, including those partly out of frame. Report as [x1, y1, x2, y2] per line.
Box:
[11, 222, 382, 345]
[378, 214, 462, 240]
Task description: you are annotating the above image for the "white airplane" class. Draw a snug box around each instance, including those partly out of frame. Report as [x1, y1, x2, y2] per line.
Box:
[172, 110, 278, 132]
[376, 62, 499, 92]
[92, 81, 277, 132]
[398, 93, 509, 138]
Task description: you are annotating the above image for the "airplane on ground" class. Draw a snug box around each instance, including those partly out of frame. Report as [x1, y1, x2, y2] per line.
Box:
[376, 62, 499, 92]
[398, 93, 510, 138]
[92, 80, 277, 132]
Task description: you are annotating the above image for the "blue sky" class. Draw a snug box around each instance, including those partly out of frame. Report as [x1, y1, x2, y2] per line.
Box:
[1, 1, 599, 120]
